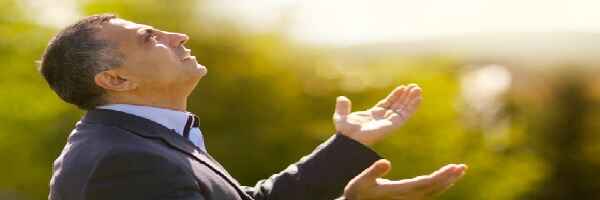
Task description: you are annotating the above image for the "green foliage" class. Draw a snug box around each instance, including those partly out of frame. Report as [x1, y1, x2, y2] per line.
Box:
[0, 1, 598, 200]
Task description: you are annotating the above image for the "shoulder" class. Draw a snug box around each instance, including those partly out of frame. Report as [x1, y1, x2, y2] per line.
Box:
[72, 121, 142, 144]
[83, 145, 198, 199]
[74, 122, 189, 179]
[52, 121, 179, 184]
[50, 123, 178, 199]
[69, 121, 181, 168]
[91, 145, 184, 177]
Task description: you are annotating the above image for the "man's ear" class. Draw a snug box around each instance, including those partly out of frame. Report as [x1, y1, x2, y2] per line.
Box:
[94, 70, 137, 92]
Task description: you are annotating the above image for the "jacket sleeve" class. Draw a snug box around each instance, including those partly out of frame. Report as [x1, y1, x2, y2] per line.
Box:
[85, 149, 205, 200]
[241, 133, 381, 200]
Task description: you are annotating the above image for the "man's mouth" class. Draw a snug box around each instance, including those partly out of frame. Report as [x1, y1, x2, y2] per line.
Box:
[182, 55, 196, 61]
[180, 48, 195, 61]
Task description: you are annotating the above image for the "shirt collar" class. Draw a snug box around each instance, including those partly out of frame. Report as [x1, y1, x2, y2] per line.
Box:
[97, 104, 191, 136]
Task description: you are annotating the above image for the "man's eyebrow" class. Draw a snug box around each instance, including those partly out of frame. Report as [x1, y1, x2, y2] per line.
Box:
[138, 26, 158, 42]
[139, 26, 155, 33]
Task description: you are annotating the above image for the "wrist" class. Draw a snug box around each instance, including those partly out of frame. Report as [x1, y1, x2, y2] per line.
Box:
[336, 131, 375, 146]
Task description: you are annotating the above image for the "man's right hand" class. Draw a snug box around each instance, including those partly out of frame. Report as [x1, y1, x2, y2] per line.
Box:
[342, 159, 467, 200]
[333, 84, 423, 146]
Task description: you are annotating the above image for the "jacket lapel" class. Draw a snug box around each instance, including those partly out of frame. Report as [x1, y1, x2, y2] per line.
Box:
[81, 109, 253, 200]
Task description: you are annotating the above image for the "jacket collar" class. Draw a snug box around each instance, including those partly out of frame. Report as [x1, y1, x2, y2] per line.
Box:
[96, 104, 192, 137]
[81, 109, 252, 200]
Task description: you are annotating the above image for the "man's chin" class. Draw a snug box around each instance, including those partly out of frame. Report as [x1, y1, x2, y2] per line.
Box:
[195, 63, 208, 77]
[182, 60, 207, 75]
[184, 67, 205, 90]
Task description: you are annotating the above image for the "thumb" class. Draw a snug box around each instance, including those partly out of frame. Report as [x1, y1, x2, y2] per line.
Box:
[358, 159, 392, 181]
[335, 96, 352, 117]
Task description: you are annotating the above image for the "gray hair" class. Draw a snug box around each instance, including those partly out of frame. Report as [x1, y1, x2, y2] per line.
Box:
[39, 14, 125, 110]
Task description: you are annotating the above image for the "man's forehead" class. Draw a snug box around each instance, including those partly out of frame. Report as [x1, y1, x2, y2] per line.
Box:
[95, 18, 151, 47]
[108, 18, 152, 30]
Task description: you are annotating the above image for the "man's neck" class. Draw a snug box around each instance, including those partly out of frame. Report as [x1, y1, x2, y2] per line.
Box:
[105, 96, 188, 111]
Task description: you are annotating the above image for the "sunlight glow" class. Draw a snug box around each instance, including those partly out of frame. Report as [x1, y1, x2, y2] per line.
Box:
[205, 0, 600, 45]
[21, 0, 81, 28]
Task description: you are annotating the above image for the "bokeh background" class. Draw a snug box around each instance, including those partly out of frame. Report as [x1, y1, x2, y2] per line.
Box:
[1, 0, 599, 199]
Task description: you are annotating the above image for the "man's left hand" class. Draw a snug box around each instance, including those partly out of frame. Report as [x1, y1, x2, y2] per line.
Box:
[342, 159, 467, 200]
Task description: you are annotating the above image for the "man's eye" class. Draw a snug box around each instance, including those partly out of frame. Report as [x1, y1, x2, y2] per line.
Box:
[143, 29, 159, 43]
[144, 34, 157, 43]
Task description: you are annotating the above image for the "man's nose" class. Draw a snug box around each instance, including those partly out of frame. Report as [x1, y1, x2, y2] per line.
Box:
[166, 32, 189, 47]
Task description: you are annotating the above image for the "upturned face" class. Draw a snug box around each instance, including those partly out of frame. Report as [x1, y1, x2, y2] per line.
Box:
[96, 18, 207, 101]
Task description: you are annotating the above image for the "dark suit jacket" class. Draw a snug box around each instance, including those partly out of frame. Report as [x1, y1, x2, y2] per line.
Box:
[49, 109, 381, 200]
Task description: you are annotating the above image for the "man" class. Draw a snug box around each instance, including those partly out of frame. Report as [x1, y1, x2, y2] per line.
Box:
[40, 14, 466, 200]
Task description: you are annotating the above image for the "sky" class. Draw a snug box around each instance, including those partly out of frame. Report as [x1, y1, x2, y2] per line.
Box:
[205, 0, 600, 45]
[21, 0, 600, 46]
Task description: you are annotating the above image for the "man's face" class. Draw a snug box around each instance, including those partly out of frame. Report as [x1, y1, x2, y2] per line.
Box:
[97, 18, 207, 98]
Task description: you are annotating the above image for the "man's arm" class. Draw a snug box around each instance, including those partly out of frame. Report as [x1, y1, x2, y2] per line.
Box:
[241, 133, 381, 200]
[242, 84, 423, 200]
[85, 149, 204, 200]
[245, 84, 466, 200]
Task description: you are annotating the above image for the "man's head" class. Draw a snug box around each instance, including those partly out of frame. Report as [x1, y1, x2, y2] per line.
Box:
[40, 14, 207, 110]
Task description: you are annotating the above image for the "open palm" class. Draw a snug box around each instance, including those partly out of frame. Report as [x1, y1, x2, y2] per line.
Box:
[342, 159, 467, 200]
[333, 84, 422, 145]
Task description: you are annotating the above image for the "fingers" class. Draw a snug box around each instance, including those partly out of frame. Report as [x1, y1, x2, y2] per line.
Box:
[406, 86, 422, 110]
[357, 159, 392, 181]
[385, 85, 421, 122]
[379, 163, 467, 195]
[418, 164, 467, 196]
[391, 84, 421, 111]
[376, 86, 406, 108]
[335, 96, 352, 117]
[344, 160, 392, 200]
[434, 164, 467, 195]
[395, 84, 415, 108]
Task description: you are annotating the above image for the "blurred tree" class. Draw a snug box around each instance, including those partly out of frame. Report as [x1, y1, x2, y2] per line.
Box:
[521, 72, 600, 200]
[0, 0, 598, 200]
